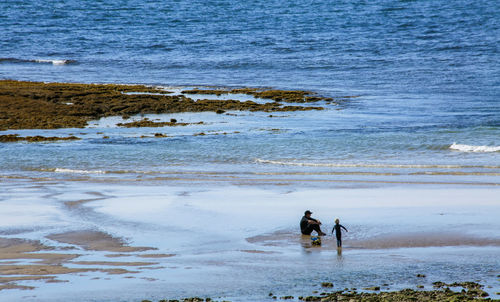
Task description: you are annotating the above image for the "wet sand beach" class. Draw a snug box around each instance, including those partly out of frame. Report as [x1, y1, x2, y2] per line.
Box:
[0, 177, 499, 301]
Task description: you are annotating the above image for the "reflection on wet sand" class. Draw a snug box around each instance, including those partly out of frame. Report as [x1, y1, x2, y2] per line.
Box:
[350, 232, 500, 249]
[247, 230, 500, 250]
[337, 247, 343, 257]
[1, 182, 499, 300]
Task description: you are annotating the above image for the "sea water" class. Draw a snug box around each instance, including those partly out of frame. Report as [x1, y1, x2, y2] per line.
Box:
[0, 0, 499, 183]
[0, 0, 499, 301]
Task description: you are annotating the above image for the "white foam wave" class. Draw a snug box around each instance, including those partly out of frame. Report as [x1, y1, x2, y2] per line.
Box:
[54, 168, 106, 174]
[450, 143, 500, 153]
[255, 159, 499, 169]
[34, 59, 72, 65]
[1, 58, 75, 65]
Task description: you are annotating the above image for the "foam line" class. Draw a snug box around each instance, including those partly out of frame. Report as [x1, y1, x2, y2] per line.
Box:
[255, 159, 500, 169]
[449, 143, 500, 153]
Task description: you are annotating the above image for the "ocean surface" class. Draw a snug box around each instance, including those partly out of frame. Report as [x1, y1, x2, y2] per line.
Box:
[1, 0, 499, 185]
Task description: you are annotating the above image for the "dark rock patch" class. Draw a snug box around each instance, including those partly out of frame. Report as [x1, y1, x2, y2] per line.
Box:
[0, 134, 80, 143]
[0, 81, 324, 130]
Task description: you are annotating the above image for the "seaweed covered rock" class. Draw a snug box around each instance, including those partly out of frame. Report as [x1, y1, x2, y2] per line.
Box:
[181, 87, 333, 103]
[116, 118, 203, 128]
[0, 81, 324, 130]
[0, 134, 80, 143]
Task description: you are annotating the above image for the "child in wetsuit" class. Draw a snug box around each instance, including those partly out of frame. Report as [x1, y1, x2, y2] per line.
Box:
[331, 218, 348, 247]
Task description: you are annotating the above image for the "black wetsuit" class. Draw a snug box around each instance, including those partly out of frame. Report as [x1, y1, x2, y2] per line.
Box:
[300, 216, 322, 235]
[331, 224, 348, 247]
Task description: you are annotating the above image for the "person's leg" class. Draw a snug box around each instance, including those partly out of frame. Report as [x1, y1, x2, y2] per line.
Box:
[301, 224, 314, 235]
[302, 224, 325, 236]
[336, 238, 342, 247]
[312, 224, 326, 236]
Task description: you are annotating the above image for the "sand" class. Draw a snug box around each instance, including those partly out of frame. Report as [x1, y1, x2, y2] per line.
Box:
[0, 182, 498, 301]
[246, 231, 500, 250]
[0, 230, 162, 291]
[46, 230, 155, 252]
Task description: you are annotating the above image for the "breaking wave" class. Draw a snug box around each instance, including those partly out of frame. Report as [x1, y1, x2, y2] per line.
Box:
[449, 143, 500, 153]
[255, 159, 500, 169]
[34, 59, 74, 65]
[54, 168, 106, 174]
[0, 57, 75, 65]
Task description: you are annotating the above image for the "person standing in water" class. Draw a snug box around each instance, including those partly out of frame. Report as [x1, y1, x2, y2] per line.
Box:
[331, 218, 348, 247]
[300, 210, 326, 236]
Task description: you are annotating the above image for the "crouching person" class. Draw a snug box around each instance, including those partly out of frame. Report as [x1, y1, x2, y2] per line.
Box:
[300, 210, 326, 236]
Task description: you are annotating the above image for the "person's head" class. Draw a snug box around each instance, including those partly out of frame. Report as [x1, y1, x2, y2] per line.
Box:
[335, 218, 340, 224]
[304, 210, 312, 218]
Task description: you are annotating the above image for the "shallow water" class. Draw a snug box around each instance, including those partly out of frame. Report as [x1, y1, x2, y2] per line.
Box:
[0, 181, 499, 301]
[1, 106, 499, 186]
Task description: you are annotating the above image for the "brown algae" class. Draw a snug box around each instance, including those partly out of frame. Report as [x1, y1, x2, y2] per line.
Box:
[0, 80, 325, 130]
[0, 134, 80, 143]
[116, 118, 204, 128]
[146, 282, 496, 302]
[181, 88, 334, 103]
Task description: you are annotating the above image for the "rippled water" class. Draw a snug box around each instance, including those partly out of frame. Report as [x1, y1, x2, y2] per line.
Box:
[1, 106, 499, 185]
[1, 0, 499, 93]
[1, 0, 499, 178]
[1, 0, 499, 184]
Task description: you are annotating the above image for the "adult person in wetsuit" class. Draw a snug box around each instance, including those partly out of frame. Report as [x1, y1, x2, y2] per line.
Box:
[331, 218, 348, 247]
[300, 210, 326, 236]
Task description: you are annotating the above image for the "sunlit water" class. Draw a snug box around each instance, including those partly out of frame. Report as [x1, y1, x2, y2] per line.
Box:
[1, 0, 499, 185]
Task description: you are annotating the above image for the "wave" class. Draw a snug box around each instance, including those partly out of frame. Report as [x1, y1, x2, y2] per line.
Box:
[34, 59, 74, 65]
[449, 143, 500, 153]
[53, 168, 106, 174]
[255, 159, 500, 169]
[0, 57, 75, 65]
[39, 168, 213, 175]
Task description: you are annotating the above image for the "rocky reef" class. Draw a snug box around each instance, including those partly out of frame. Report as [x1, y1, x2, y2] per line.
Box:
[0, 80, 325, 130]
[116, 118, 204, 128]
[181, 88, 333, 103]
[0, 134, 80, 142]
[141, 282, 497, 302]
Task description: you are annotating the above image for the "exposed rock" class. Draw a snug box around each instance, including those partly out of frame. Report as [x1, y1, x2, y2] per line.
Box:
[181, 87, 334, 103]
[363, 286, 380, 291]
[117, 119, 202, 128]
[0, 134, 80, 143]
[321, 282, 334, 288]
[282, 284, 495, 301]
[0, 80, 324, 130]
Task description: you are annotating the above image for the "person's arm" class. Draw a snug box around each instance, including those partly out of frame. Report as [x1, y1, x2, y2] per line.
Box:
[308, 217, 321, 225]
[341, 225, 348, 232]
